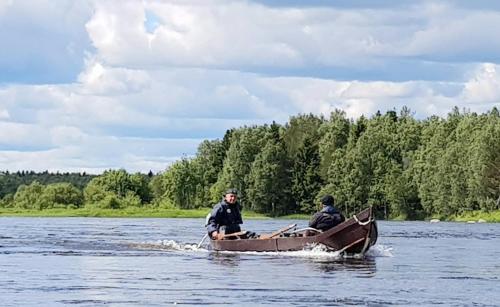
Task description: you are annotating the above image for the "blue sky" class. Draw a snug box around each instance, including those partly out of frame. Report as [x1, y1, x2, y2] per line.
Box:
[0, 0, 499, 173]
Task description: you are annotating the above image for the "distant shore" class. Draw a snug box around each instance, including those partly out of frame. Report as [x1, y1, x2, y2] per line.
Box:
[0, 207, 272, 219]
[1, 207, 498, 222]
[451, 210, 500, 223]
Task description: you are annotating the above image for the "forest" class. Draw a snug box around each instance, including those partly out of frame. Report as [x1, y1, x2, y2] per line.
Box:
[1, 107, 499, 220]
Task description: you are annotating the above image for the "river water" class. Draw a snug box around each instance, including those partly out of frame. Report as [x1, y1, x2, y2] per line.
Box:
[0, 217, 498, 306]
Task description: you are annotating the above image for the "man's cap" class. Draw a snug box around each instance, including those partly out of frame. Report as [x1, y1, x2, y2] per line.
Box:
[224, 188, 238, 196]
[320, 194, 334, 206]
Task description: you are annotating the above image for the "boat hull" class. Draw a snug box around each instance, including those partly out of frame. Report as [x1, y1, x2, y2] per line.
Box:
[210, 207, 377, 254]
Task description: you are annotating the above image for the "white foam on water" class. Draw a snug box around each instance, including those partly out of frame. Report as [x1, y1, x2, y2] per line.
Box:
[159, 239, 211, 251]
[215, 243, 343, 260]
[265, 244, 344, 260]
[133, 240, 208, 252]
[216, 243, 394, 259]
[366, 244, 394, 257]
[132, 240, 394, 259]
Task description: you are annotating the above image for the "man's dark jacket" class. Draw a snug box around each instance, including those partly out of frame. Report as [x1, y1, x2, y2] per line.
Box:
[308, 205, 345, 231]
[206, 200, 243, 236]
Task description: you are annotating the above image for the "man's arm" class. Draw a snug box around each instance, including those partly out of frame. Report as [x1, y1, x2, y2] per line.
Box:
[206, 205, 223, 239]
[235, 203, 243, 224]
[308, 212, 321, 229]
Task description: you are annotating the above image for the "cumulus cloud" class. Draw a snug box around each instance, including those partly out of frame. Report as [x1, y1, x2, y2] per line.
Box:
[400, 4, 500, 61]
[0, 130, 203, 173]
[87, 1, 388, 69]
[1, 59, 498, 173]
[461, 63, 500, 104]
[77, 58, 151, 95]
[82, 1, 500, 74]
[0, 122, 52, 150]
[1, 0, 500, 173]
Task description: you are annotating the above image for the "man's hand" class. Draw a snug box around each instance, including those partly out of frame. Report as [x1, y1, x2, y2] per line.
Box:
[211, 231, 224, 240]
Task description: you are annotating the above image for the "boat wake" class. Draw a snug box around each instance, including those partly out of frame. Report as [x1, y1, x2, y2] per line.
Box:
[219, 243, 394, 259]
[130, 240, 207, 252]
[239, 244, 345, 260]
[366, 244, 393, 257]
[131, 240, 393, 259]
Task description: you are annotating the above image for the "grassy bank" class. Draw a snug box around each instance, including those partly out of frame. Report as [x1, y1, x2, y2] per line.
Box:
[0, 207, 269, 219]
[1, 207, 498, 222]
[278, 213, 309, 220]
[452, 210, 500, 223]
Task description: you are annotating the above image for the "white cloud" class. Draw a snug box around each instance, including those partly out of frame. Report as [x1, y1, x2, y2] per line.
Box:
[2, 59, 499, 172]
[81, 1, 500, 72]
[461, 63, 500, 104]
[85, 1, 380, 68]
[0, 0, 13, 16]
[0, 109, 9, 119]
[1, 1, 500, 173]
[77, 58, 151, 95]
[401, 6, 500, 58]
[50, 126, 88, 146]
[260, 69, 498, 120]
[0, 122, 51, 149]
[0, 133, 202, 173]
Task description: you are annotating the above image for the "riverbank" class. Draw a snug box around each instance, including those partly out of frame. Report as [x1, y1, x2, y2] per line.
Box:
[452, 210, 500, 223]
[0, 207, 270, 219]
[1, 207, 498, 222]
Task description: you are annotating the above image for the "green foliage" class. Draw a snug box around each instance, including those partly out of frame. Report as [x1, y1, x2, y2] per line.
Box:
[318, 110, 350, 178]
[39, 183, 83, 209]
[0, 171, 94, 199]
[210, 126, 268, 205]
[148, 174, 166, 203]
[0, 206, 270, 219]
[83, 169, 151, 207]
[191, 139, 227, 206]
[0, 193, 14, 208]
[291, 135, 323, 213]
[246, 131, 293, 216]
[13, 181, 45, 209]
[83, 179, 109, 204]
[157, 158, 200, 209]
[454, 209, 500, 222]
[283, 113, 324, 159]
[469, 109, 500, 211]
[11, 181, 83, 210]
[2, 107, 498, 220]
[411, 108, 500, 217]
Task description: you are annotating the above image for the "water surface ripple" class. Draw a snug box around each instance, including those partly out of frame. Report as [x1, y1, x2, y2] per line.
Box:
[1, 217, 499, 306]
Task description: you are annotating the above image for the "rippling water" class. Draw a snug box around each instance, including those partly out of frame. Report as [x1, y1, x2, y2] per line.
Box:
[1, 217, 499, 306]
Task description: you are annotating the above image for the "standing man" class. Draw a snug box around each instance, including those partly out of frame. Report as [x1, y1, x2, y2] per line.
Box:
[309, 195, 345, 231]
[207, 188, 243, 240]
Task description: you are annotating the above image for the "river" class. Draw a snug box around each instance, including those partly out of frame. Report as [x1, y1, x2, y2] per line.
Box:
[0, 217, 499, 306]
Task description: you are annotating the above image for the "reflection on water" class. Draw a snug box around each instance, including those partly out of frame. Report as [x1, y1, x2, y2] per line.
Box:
[310, 257, 377, 276]
[206, 249, 378, 275]
[208, 252, 242, 267]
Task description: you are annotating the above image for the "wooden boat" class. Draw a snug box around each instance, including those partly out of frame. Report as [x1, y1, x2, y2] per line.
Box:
[209, 207, 378, 254]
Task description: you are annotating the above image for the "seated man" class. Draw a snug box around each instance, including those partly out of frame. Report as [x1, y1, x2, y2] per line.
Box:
[308, 195, 345, 232]
[206, 188, 243, 240]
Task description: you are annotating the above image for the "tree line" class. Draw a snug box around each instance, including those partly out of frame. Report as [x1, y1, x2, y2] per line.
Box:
[1, 107, 499, 219]
[0, 171, 94, 199]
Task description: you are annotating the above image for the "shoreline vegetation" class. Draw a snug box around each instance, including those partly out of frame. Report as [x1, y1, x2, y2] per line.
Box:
[1, 207, 498, 222]
[0, 207, 270, 219]
[1, 107, 499, 222]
